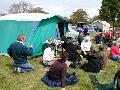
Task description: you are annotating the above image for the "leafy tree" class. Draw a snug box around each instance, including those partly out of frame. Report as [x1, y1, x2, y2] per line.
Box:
[92, 15, 100, 22]
[99, 0, 120, 29]
[8, 1, 33, 14]
[70, 9, 88, 25]
[30, 7, 48, 14]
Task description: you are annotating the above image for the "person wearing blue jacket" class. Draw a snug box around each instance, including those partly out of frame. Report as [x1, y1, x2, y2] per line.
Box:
[7, 34, 34, 73]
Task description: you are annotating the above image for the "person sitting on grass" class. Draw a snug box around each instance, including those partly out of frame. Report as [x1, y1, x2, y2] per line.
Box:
[80, 47, 103, 73]
[66, 39, 81, 68]
[99, 45, 108, 71]
[77, 31, 84, 45]
[97, 32, 105, 44]
[7, 34, 34, 74]
[61, 33, 69, 51]
[81, 36, 92, 58]
[109, 41, 120, 61]
[43, 43, 57, 67]
[41, 51, 78, 90]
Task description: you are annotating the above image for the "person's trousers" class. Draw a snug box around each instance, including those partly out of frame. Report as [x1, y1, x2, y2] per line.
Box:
[112, 55, 120, 61]
[43, 60, 55, 67]
[15, 63, 34, 72]
[41, 74, 78, 87]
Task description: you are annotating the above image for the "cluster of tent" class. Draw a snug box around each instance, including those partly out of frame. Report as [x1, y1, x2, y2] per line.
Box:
[0, 13, 68, 56]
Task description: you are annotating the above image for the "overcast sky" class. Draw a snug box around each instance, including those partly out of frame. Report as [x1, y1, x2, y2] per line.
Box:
[0, 0, 102, 18]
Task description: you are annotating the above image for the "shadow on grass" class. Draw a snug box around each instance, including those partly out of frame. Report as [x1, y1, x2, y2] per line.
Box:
[89, 75, 113, 90]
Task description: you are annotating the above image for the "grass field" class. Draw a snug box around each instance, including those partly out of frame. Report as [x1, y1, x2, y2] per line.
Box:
[0, 52, 120, 90]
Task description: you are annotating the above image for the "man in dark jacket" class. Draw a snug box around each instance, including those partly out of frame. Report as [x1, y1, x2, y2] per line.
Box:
[61, 33, 69, 51]
[66, 39, 81, 68]
[7, 34, 34, 73]
[81, 49, 102, 73]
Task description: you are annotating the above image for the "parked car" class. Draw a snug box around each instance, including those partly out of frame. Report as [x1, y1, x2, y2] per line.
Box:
[66, 26, 79, 38]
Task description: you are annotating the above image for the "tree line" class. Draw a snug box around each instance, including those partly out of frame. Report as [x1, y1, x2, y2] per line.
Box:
[0, 1, 91, 25]
[0, 0, 120, 27]
[99, 0, 120, 28]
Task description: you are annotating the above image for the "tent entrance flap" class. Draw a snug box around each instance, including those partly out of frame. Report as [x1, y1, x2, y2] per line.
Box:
[58, 22, 65, 38]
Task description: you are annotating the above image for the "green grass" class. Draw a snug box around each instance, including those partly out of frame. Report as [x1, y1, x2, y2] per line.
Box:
[0, 53, 120, 90]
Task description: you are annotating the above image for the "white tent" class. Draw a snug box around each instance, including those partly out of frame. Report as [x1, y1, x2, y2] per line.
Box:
[0, 13, 55, 21]
[92, 20, 110, 32]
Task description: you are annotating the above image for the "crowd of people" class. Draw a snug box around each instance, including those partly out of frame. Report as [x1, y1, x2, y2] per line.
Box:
[7, 30, 120, 90]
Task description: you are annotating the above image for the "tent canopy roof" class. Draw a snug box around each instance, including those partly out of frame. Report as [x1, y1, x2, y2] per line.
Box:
[0, 13, 67, 21]
[93, 20, 110, 27]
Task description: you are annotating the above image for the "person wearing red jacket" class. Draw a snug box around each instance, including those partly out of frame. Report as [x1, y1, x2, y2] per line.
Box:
[110, 41, 120, 61]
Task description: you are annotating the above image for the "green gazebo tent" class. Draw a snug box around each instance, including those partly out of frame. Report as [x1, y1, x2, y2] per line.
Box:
[0, 13, 68, 56]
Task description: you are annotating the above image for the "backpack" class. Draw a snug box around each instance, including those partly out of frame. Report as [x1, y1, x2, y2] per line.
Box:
[113, 70, 120, 90]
